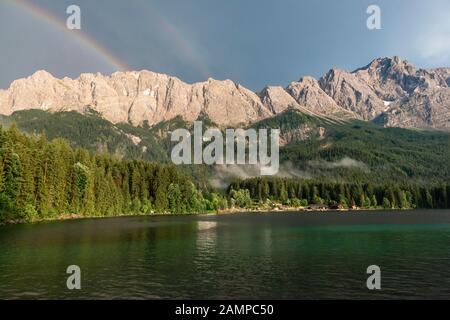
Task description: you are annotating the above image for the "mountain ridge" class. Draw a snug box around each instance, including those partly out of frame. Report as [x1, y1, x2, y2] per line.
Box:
[1, 56, 450, 130]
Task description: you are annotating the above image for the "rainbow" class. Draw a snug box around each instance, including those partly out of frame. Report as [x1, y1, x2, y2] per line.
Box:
[8, 0, 129, 71]
[6, 0, 211, 79]
[151, 10, 211, 79]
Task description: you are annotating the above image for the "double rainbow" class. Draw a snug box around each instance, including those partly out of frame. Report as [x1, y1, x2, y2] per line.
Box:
[9, 0, 128, 71]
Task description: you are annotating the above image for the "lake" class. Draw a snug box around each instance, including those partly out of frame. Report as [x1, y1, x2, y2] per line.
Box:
[1, 210, 450, 299]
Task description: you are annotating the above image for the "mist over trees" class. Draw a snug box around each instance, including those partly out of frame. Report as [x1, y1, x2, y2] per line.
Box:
[1, 122, 449, 224]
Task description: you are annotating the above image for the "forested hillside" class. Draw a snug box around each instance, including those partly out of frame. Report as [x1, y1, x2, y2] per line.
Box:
[0, 124, 229, 223]
[1, 108, 450, 223]
[0, 109, 171, 161]
[251, 109, 450, 184]
[3, 109, 450, 187]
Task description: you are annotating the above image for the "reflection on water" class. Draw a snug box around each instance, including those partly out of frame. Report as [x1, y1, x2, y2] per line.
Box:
[1, 211, 450, 299]
[194, 220, 217, 283]
[197, 220, 218, 232]
[196, 220, 218, 255]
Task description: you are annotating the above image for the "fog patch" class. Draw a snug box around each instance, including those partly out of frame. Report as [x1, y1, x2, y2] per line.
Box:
[309, 157, 368, 171]
[210, 162, 311, 189]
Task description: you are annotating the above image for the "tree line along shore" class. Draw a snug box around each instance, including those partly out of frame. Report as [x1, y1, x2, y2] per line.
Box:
[0, 124, 449, 225]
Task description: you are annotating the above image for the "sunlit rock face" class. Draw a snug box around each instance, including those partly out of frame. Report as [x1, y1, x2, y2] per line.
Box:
[0, 70, 272, 127]
[1, 56, 450, 131]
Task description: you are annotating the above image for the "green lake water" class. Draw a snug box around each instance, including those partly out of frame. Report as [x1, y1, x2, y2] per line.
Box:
[1, 210, 450, 299]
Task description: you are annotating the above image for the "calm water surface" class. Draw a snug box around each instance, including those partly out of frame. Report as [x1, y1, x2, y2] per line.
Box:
[1, 210, 450, 299]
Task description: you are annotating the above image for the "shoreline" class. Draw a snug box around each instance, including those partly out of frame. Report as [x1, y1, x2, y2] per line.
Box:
[0, 206, 412, 226]
[217, 206, 373, 214]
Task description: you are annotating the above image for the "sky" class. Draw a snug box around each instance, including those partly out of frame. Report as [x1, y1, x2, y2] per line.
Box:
[0, 0, 450, 90]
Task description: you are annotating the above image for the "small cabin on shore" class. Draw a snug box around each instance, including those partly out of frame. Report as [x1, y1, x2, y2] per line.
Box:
[307, 204, 328, 210]
[329, 204, 345, 210]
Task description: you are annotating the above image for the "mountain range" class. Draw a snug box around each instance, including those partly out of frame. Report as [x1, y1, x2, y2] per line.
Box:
[1, 56, 450, 131]
[1, 56, 450, 188]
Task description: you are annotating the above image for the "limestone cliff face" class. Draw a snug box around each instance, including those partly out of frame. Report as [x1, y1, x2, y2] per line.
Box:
[375, 87, 450, 130]
[352, 56, 423, 100]
[348, 57, 450, 130]
[0, 90, 6, 112]
[1, 56, 450, 131]
[428, 68, 450, 87]
[287, 76, 356, 118]
[319, 68, 385, 120]
[0, 70, 272, 126]
[259, 86, 300, 114]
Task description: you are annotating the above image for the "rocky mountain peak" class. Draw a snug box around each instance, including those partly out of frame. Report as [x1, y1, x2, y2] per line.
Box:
[355, 56, 416, 75]
[30, 69, 55, 80]
[425, 68, 450, 87]
[287, 76, 355, 118]
[352, 56, 429, 100]
[259, 86, 299, 114]
[1, 57, 450, 131]
[319, 68, 385, 120]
